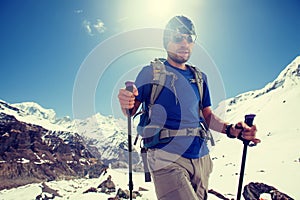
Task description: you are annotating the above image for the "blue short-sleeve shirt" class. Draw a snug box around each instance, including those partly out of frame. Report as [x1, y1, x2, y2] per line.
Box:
[135, 60, 211, 158]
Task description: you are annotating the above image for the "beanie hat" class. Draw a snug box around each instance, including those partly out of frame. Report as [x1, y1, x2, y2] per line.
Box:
[163, 15, 196, 49]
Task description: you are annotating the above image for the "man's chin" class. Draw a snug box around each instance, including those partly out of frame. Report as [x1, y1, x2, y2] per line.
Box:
[176, 55, 189, 63]
[168, 52, 190, 64]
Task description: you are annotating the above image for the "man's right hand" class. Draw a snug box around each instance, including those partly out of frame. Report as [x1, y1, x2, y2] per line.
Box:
[118, 85, 138, 116]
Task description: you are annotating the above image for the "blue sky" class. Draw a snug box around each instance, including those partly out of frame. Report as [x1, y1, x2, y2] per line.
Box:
[0, 0, 299, 119]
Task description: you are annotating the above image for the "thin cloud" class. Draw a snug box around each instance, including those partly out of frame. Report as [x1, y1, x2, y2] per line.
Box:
[83, 19, 106, 36]
[74, 9, 83, 14]
[83, 20, 93, 36]
[94, 19, 106, 33]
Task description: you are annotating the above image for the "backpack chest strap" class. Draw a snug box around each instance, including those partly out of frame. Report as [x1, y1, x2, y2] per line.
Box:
[159, 127, 208, 140]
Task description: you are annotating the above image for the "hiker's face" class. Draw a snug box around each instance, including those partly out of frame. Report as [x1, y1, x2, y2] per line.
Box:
[166, 33, 195, 64]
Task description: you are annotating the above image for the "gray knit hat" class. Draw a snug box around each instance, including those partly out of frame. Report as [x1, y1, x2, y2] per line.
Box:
[163, 15, 196, 49]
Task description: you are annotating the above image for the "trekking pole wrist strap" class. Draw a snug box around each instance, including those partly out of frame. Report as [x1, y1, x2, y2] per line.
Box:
[225, 124, 236, 139]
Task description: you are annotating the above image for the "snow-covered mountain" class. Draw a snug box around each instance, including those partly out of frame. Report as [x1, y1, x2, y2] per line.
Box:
[214, 55, 300, 121]
[209, 55, 300, 199]
[0, 98, 138, 166]
[0, 55, 299, 199]
[0, 100, 70, 132]
[12, 102, 57, 123]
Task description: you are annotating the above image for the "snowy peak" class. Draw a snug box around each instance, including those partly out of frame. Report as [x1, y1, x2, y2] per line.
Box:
[65, 112, 127, 137]
[275, 55, 300, 83]
[280, 55, 300, 77]
[251, 56, 298, 96]
[261, 56, 300, 93]
[0, 100, 71, 132]
[12, 102, 57, 122]
[0, 100, 21, 113]
[214, 56, 300, 121]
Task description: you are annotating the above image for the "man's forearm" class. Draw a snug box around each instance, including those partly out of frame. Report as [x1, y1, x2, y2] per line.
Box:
[206, 113, 227, 133]
[202, 107, 227, 133]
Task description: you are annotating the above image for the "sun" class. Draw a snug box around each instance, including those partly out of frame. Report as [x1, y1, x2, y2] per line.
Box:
[118, 0, 177, 29]
[145, 0, 173, 17]
[116, 0, 205, 35]
[144, 0, 177, 26]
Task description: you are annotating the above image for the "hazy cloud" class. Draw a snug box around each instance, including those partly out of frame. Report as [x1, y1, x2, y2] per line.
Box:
[83, 19, 106, 36]
[74, 9, 83, 14]
[94, 19, 106, 33]
[83, 20, 93, 35]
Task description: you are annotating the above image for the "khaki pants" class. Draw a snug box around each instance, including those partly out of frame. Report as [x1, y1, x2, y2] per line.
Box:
[147, 149, 213, 200]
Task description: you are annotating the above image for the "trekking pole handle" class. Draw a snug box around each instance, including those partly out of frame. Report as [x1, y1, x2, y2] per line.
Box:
[125, 81, 135, 116]
[244, 114, 255, 127]
[125, 81, 134, 92]
[240, 114, 256, 146]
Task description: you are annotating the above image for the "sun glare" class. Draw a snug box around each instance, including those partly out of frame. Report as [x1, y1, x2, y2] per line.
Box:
[117, 0, 204, 31]
[118, 0, 177, 29]
[145, 0, 173, 17]
[144, 0, 175, 26]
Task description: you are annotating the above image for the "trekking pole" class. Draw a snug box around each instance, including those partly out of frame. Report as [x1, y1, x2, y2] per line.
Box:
[125, 81, 134, 200]
[236, 114, 256, 200]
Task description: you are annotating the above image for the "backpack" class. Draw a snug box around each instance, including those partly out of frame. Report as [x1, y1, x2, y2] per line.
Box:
[133, 58, 215, 147]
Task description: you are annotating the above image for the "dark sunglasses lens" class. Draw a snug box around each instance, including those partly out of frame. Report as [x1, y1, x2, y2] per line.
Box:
[188, 35, 197, 43]
[173, 35, 184, 43]
[172, 35, 196, 43]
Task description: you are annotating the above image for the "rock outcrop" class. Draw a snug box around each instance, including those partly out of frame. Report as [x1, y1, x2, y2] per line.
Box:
[243, 182, 294, 200]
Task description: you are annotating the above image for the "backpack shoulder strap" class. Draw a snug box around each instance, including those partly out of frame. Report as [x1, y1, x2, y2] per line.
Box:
[150, 58, 167, 105]
[188, 65, 203, 109]
[150, 58, 178, 105]
[133, 58, 168, 120]
[188, 65, 215, 146]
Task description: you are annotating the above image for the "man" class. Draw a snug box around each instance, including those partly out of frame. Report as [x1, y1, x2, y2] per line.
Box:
[118, 15, 260, 200]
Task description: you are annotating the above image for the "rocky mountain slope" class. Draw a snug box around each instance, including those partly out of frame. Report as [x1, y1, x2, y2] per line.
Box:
[0, 112, 106, 190]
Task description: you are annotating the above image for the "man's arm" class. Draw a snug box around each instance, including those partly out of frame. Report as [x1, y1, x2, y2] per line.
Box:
[202, 106, 226, 133]
[202, 106, 261, 144]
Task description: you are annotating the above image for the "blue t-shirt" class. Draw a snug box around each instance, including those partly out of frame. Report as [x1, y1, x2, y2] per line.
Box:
[135, 60, 211, 158]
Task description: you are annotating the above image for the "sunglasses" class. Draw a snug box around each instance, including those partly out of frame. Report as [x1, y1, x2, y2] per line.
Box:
[171, 34, 197, 43]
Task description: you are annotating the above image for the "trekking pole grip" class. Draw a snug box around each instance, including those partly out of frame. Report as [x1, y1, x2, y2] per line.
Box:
[244, 114, 255, 127]
[125, 81, 135, 116]
[125, 81, 134, 92]
[243, 114, 256, 146]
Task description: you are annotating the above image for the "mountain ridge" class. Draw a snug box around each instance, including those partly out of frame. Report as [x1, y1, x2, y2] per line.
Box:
[214, 55, 300, 120]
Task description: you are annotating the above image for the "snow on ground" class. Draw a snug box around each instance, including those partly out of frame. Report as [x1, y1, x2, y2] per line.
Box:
[0, 167, 227, 200]
[0, 169, 155, 200]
